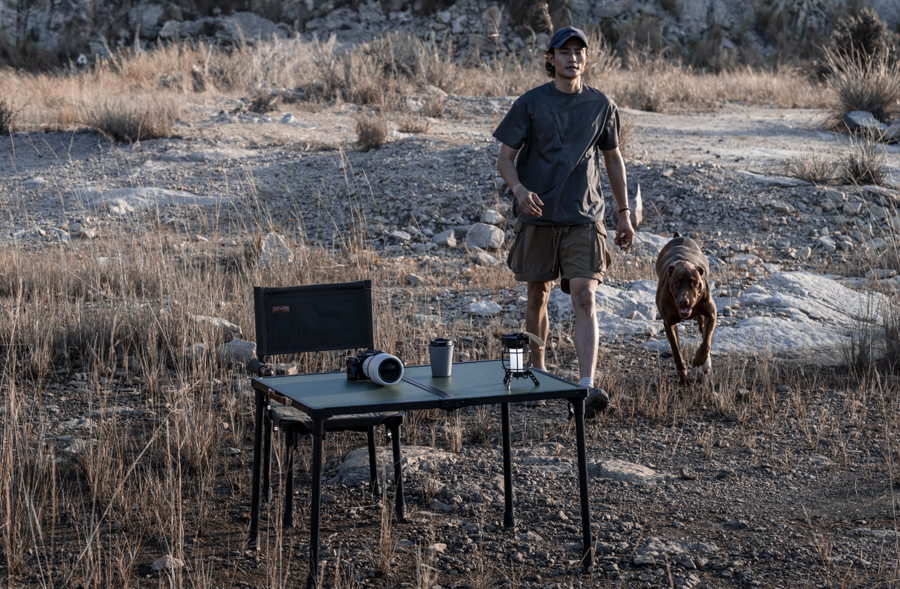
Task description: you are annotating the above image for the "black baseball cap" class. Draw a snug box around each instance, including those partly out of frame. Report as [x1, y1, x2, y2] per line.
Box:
[548, 26, 588, 50]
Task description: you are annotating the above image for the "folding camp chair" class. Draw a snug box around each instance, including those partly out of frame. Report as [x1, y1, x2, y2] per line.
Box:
[249, 279, 405, 531]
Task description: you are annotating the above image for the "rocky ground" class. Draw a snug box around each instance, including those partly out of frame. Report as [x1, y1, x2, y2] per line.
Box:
[4, 93, 900, 589]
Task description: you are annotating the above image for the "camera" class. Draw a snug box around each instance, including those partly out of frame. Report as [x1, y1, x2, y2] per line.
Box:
[346, 349, 405, 386]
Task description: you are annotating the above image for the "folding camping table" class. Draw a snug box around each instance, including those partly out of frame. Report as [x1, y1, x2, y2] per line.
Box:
[249, 360, 593, 588]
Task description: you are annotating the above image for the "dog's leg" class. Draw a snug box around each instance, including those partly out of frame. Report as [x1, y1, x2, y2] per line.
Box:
[692, 314, 716, 376]
[664, 321, 688, 385]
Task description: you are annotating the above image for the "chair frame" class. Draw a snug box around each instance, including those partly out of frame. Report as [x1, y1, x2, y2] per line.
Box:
[250, 280, 405, 533]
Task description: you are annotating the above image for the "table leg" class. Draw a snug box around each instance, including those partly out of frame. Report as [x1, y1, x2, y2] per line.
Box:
[501, 402, 514, 530]
[367, 426, 380, 496]
[573, 399, 593, 570]
[307, 419, 325, 589]
[262, 411, 272, 503]
[390, 423, 406, 521]
[249, 386, 265, 551]
[284, 429, 297, 528]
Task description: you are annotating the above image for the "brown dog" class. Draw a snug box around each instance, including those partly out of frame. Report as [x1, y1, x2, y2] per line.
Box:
[655, 234, 716, 384]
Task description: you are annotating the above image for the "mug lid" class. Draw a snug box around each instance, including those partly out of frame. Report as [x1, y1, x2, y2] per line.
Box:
[430, 338, 452, 346]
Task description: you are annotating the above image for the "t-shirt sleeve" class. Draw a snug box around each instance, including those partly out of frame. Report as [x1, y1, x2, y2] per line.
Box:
[492, 98, 529, 150]
[596, 103, 620, 151]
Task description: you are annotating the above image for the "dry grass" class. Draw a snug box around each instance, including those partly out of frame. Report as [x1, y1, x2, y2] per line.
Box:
[785, 151, 838, 184]
[823, 46, 900, 129]
[842, 134, 888, 186]
[0, 96, 14, 135]
[356, 113, 389, 151]
[81, 94, 180, 143]
[0, 34, 835, 138]
[397, 114, 432, 134]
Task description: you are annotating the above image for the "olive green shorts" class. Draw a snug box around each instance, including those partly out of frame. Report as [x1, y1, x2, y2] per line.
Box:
[506, 221, 612, 284]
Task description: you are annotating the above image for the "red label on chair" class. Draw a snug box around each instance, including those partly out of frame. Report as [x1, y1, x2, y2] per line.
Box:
[272, 306, 290, 313]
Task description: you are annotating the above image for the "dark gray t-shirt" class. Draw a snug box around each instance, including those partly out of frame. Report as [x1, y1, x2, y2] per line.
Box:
[493, 82, 619, 230]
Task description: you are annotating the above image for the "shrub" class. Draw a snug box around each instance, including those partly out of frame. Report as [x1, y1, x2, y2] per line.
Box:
[830, 7, 897, 63]
[823, 46, 900, 127]
[82, 94, 180, 143]
[842, 134, 887, 186]
[248, 89, 279, 114]
[397, 114, 432, 134]
[785, 152, 837, 184]
[356, 113, 388, 150]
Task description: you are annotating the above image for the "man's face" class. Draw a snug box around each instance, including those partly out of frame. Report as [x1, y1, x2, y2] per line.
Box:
[549, 38, 588, 80]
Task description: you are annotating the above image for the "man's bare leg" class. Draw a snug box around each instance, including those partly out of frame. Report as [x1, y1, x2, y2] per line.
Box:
[568, 277, 608, 416]
[568, 277, 599, 381]
[525, 281, 552, 370]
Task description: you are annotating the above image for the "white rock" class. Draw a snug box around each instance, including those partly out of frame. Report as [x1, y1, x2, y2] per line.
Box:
[72, 187, 224, 215]
[472, 251, 500, 266]
[465, 223, 504, 250]
[258, 232, 295, 266]
[816, 236, 836, 252]
[594, 459, 662, 485]
[479, 209, 505, 225]
[193, 315, 243, 340]
[432, 229, 457, 247]
[337, 446, 456, 486]
[467, 300, 502, 316]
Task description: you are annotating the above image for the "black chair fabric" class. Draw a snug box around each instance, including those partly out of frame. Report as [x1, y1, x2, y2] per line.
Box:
[254, 280, 374, 359]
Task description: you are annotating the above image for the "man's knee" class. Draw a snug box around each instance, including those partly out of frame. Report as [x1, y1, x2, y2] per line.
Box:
[568, 278, 597, 316]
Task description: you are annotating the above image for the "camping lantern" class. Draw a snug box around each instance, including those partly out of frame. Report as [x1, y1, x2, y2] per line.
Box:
[500, 332, 544, 389]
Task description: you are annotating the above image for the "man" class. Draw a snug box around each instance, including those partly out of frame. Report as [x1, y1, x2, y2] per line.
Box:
[493, 26, 634, 417]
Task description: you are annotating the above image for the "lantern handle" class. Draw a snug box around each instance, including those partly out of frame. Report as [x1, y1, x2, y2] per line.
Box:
[520, 331, 545, 349]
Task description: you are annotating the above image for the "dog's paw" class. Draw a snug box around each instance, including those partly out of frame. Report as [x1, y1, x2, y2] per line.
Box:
[695, 356, 712, 377]
[692, 345, 710, 368]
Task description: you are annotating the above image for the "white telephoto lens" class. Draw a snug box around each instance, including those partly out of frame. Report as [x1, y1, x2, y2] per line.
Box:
[363, 352, 404, 386]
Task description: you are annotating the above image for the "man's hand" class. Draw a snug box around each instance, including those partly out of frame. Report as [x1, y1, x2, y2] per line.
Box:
[614, 214, 634, 251]
[513, 184, 543, 218]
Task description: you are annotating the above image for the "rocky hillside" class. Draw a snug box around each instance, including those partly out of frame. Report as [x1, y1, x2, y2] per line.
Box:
[1, 0, 899, 65]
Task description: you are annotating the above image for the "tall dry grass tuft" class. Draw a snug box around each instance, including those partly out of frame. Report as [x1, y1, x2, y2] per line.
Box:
[81, 94, 180, 143]
[0, 96, 14, 135]
[356, 113, 388, 151]
[785, 151, 838, 184]
[823, 46, 900, 129]
[842, 134, 888, 186]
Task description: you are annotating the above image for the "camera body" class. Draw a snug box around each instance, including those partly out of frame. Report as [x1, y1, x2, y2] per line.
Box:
[346, 349, 404, 386]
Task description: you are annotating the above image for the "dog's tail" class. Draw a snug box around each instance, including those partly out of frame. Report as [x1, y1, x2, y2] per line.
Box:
[673, 231, 681, 238]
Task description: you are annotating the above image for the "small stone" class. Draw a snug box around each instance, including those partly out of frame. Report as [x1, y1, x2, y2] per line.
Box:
[432, 230, 457, 247]
[472, 251, 499, 266]
[770, 202, 792, 214]
[466, 301, 502, 316]
[480, 209, 505, 225]
[816, 236, 836, 253]
[151, 555, 184, 572]
[843, 201, 863, 215]
[406, 273, 421, 286]
[465, 223, 504, 250]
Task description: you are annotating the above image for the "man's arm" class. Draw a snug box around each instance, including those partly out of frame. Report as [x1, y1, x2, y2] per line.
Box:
[603, 147, 634, 251]
[497, 143, 543, 218]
